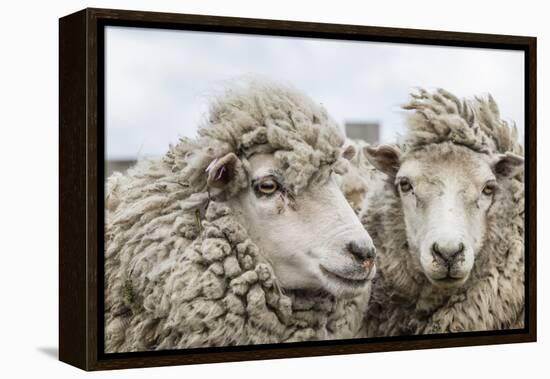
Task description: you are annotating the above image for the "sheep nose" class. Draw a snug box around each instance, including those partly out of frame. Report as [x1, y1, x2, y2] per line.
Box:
[347, 240, 376, 262]
[431, 241, 465, 266]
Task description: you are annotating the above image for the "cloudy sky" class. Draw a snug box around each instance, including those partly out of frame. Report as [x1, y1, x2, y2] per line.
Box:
[105, 26, 524, 160]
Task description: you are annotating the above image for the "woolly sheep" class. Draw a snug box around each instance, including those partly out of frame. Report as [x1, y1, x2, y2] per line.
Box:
[336, 139, 377, 214]
[104, 81, 377, 352]
[363, 89, 524, 335]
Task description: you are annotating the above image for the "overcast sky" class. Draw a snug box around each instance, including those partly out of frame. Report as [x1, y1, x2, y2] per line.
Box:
[105, 26, 524, 160]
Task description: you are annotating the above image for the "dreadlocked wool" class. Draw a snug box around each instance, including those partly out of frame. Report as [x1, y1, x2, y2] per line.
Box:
[104, 81, 370, 352]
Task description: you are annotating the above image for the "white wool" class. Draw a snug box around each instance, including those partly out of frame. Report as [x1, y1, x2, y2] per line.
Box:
[364, 89, 524, 335]
[104, 81, 370, 352]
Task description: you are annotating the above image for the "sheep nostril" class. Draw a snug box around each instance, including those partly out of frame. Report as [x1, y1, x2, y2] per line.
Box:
[365, 246, 376, 260]
[347, 241, 376, 262]
[431, 242, 466, 266]
[431, 243, 448, 264]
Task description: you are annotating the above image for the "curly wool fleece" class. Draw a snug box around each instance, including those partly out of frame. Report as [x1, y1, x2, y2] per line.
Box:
[104, 82, 369, 353]
[364, 89, 524, 336]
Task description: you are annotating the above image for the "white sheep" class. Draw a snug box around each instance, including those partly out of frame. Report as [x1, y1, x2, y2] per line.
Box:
[104, 81, 377, 352]
[336, 139, 376, 214]
[363, 89, 524, 335]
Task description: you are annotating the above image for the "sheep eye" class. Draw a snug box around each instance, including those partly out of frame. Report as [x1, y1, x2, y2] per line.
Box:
[398, 178, 413, 193]
[482, 181, 497, 196]
[255, 178, 279, 195]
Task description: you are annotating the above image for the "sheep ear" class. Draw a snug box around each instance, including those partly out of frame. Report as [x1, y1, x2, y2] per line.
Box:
[364, 144, 401, 178]
[206, 153, 241, 189]
[342, 144, 357, 161]
[492, 152, 524, 178]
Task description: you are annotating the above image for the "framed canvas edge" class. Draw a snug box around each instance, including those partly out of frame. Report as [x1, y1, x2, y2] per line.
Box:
[58, 7, 537, 371]
[59, 8, 88, 370]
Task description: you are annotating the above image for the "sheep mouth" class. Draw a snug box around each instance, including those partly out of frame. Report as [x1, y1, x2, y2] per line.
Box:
[319, 265, 371, 288]
[428, 275, 468, 288]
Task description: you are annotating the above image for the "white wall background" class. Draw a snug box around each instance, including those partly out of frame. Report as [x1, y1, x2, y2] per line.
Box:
[0, 0, 547, 378]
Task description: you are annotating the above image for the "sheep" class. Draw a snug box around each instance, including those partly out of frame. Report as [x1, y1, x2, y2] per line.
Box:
[104, 81, 377, 352]
[362, 88, 524, 336]
[336, 139, 377, 214]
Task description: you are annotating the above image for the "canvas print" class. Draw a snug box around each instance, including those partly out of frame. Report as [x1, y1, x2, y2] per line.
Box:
[103, 26, 525, 353]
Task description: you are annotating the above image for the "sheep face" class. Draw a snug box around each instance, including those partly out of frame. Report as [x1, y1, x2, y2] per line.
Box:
[225, 153, 377, 298]
[336, 141, 372, 214]
[366, 143, 523, 289]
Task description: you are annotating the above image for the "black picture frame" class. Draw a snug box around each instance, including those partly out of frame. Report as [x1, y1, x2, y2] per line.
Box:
[59, 7, 537, 371]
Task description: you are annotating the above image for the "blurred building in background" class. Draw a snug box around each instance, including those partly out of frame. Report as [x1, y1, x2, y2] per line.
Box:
[345, 121, 380, 144]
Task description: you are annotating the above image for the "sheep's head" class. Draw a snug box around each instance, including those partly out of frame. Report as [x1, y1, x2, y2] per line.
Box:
[171, 82, 376, 298]
[366, 141, 522, 289]
[203, 143, 375, 298]
[335, 140, 373, 213]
